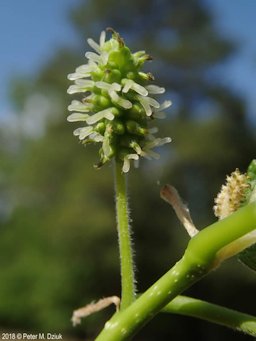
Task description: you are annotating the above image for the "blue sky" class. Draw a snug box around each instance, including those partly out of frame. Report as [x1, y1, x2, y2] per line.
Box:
[0, 0, 255, 121]
[205, 0, 256, 121]
[0, 0, 80, 117]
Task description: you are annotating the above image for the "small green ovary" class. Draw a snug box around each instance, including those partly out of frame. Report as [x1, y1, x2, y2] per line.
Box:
[92, 94, 111, 109]
[108, 46, 133, 72]
[103, 69, 122, 83]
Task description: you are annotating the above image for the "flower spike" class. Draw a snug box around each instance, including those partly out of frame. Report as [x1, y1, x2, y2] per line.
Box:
[67, 29, 172, 172]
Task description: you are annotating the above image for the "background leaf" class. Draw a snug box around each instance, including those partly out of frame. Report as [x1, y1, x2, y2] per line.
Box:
[239, 244, 256, 272]
[238, 160, 256, 272]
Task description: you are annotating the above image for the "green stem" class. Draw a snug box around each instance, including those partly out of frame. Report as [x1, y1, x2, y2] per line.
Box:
[162, 295, 256, 337]
[115, 160, 135, 310]
[186, 201, 256, 267]
[96, 202, 256, 340]
[96, 254, 206, 340]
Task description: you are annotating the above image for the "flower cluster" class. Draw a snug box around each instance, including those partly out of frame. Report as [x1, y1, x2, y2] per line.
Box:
[67, 28, 171, 172]
[214, 169, 249, 220]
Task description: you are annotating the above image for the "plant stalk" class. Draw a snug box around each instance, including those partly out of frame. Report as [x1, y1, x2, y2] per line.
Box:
[114, 160, 135, 310]
[162, 295, 256, 337]
[96, 202, 256, 340]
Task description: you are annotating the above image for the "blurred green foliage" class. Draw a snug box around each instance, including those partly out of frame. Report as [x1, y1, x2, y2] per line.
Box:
[0, 0, 255, 340]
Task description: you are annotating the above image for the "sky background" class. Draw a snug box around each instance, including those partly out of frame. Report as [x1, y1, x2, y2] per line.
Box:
[0, 0, 255, 122]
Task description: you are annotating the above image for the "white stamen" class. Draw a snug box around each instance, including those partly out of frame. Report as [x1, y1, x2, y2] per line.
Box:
[158, 100, 172, 111]
[133, 51, 146, 58]
[132, 82, 148, 96]
[87, 38, 100, 53]
[104, 110, 115, 120]
[146, 97, 160, 108]
[73, 126, 94, 140]
[152, 100, 172, 119]
[96, 81, 121, 92]
[68, 100, 90, 112]
[67, 85, 80, 94]
[122, 79, 133, 93]
[100, 31, 106, 46]
[85, 51, 101, 63]
[122, 154, 139, 173]
[67, 72, 90, 80]
[67, 113, 89, 122]
[103, 137, 111, 157]
[141, 150, 160, 160]
[122, 79, 148, 96]
[122, 156, 134, 173]
[146, 85, 165, 94]
[76, 63, 97, 73]
[131, 142, 142, 154]
[75, 79, 94, 87]
[86, 109, 114, 125]
[101, 51, 109, 65]
[68, 63, 98, 80]
[90, 133, 104, 142]
[109, 91, 132, 109]
[146, 137, 172, 149]
[67, 80, 94, 94]
[137, 95, 161, 115]
[137, 96, 152, 116]
[128, 154, 139, 160]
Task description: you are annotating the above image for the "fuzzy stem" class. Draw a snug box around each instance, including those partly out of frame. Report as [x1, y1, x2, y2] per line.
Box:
[162, 295, 256, 337]
[96, 202, 256, 340]
[115, 160, 135, 310]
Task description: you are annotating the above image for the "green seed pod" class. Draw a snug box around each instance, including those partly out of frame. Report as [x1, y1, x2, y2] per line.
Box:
[95, 122, 106, 135]
[111, 120, 125, 135]
[111, 107, 122, 117]
[91, 69, 104, 81]
[126, 120, 147, 136]
[93, 94, 111, 109]
[126, 72, 135, 80]
[104, 68, 122, 83]
[108, 47, 132, 70]
[127, 103, 144, 120]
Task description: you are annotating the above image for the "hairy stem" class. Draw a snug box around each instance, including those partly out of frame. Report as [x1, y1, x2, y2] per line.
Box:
[96, 202, 256, 340]
[115, 160, 135, 310]
[162, 295, 256, 337]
